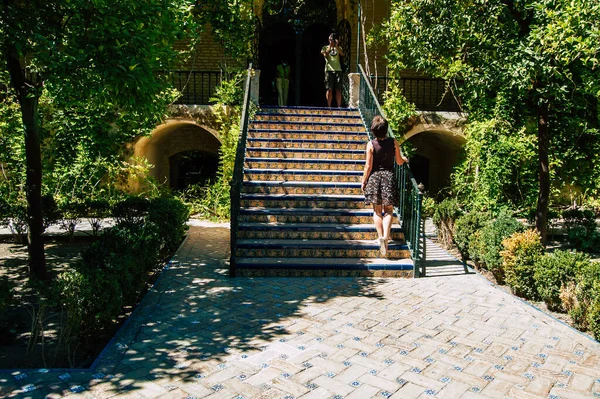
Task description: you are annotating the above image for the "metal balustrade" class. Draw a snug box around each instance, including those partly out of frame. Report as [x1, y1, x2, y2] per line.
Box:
[369, 75, 462, 112]
[359, 65, 426, 277]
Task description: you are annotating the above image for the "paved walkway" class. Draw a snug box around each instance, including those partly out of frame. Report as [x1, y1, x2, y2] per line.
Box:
[2, 222, 600, 399]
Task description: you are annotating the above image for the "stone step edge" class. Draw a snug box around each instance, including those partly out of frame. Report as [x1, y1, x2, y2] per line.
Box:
[237, 239, 407, 249]
[244, 168, 362, 175]
[247, 138, 364, 144]
[240, 207, 383, 215]
[244, 157, 365, 165]
[259, 106, 360, 111]
[240, 193, 365, 200]
[234, 257, 414, 270]
[249, 129, 367, 135]
[246, 147, 363, 154]
[238, 222, 402, 231]
[243, 181, 361, 187]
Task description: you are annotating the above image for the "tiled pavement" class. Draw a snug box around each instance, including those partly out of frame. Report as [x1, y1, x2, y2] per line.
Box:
[2, 222, 600, 399]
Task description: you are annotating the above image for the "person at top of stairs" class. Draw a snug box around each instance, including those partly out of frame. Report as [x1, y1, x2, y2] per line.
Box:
[361, 116, 409, 257]
[321, 33, 344, 108]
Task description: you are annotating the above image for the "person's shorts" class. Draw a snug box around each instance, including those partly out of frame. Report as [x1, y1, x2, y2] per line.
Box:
[325, 71, 343, 91]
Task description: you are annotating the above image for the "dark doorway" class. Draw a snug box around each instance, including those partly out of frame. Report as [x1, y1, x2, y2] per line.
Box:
[409, 154, 430, 193]
[301, 23, 332, 107]
[260, 0, 337, 106]
[258, 22, 296, 106]
[169, 151, 219, 190]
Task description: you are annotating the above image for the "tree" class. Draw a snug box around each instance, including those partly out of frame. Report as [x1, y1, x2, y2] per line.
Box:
[0, 0, 197, 280]
[382, 0, 600, 243]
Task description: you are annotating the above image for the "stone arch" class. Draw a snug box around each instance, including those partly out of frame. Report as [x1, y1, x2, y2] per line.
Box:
[133, 119, 221, 189]
[402, 113, 466, 196]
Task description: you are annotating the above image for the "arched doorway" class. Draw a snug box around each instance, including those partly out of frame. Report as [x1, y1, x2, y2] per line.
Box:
[406, 130, 466, 198]
[260, 0, 337, 106]
[169, 150, 219, 190]
[133, 121, 221, 190]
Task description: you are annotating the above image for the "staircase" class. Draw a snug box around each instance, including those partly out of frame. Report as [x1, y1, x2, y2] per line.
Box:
[232, 106, 414, 277]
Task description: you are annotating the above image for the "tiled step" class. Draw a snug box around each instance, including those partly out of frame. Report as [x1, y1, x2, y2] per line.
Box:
[234, 257, 414, 277]
[254, 113, 362, 124]
[242, 180, 362, 195]
[244, 158, 364, 171]
[251, 121, 365, 132]
[246, 147, 364, 160]
[239, 207, 376, 224]
[244, 169, 361, 183]
[237, 222, 405, 240]
[259, 106, 360, 116]
[247, 138, 364, 150]
[235, 239, 409, 259]
[249, 129, 366, 141]
[240, 193, 367, 209]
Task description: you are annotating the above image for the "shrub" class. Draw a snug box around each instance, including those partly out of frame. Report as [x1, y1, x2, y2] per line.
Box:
[112, 196, 150, 225]
[148, 196, 189, 257]
[569, 261, 600, 339]
[562, 208, 600, 252]
[57, 201, 86, 241]
[500, 230, 544, 299]
[432, 198, 461, 249]
[534, 250, 591, 311]
[472, 210, 524, 283]
[0, 276, 14, 312]
[453, 211, 491, 261]
[83, 199, 111, 236]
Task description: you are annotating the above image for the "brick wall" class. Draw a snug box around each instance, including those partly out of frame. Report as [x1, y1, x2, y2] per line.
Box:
[174, 24, 243, 71]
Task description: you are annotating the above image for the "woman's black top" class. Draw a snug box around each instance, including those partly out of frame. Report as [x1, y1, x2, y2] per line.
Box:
[371, 138, 395, 172]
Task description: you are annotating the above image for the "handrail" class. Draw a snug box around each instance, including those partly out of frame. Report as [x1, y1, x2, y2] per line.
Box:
[229, 64, 254, 277]
[357, 64, 425, 277]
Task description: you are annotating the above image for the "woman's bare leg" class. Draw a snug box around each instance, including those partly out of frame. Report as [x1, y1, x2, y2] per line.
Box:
[382, 205, 394, 241]
[326, 89, 333, 107]
[373, 204, 383, 239]
[335, 89, 342, 107]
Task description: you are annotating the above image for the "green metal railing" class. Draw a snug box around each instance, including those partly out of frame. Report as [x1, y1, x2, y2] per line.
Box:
[229, 64, 254, 277]
[357, 65, 426, 277]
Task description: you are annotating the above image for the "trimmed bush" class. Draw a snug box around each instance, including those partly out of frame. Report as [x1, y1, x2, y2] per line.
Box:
[569, 261, 600, 339]
[112, 196, 150, 225]
[148, 196, 190, 258]
[432, 198, 461, 249]
[453, 211, 491, 261]
[471, 210, 524, 283]
[500, 230, 544, 299]
[534, 250, 591, 311]
[562, 208, 599, 252]
[0, 276, 14, 312]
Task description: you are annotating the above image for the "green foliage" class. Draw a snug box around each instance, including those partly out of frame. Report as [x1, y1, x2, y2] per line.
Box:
[569, 261, 600, 339]
[147, 196, 190, 256]
[562, 208, 600, 252]
[53, 195, 188, 353]
[451, 119, 538, 212]
[453, 210, 492, 261]
[471, 210, 525, 283]
[382, 0, 600, 220]
[534, 250, 591, 311]
[500, 230, 544, 299]
[0, 276, 15, 313]
[382, 81, 417, 135]
[180, 72, 249, 221]
[432, 198, 462, 249]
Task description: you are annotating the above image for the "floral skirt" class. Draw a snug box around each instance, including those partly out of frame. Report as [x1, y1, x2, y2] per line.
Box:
[364, 170, 399, 206]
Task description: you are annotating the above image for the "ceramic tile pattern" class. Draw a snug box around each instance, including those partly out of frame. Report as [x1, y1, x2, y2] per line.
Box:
[235, 106, 412, 276]
[3, 224, 599, 398]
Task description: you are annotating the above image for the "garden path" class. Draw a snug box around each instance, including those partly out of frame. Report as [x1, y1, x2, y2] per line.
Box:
[1, 221, 600, 399]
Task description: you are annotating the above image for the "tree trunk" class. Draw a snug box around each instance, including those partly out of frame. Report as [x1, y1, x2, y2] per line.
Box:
[3, 46, 48, 280]
[536, 99, 549, 245]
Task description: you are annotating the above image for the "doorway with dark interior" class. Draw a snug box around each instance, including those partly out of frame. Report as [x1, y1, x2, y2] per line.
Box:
[259, 0, 337, 107]
[169, 150, 219, 190]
